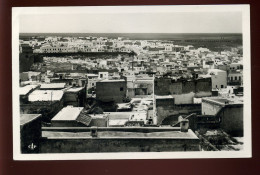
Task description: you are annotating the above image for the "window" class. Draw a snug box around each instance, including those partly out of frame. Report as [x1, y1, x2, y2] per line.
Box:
[81, 81, 86, 86]
[239, 76, 241, 81]
[235, 76, 237, 81]
[221, 85, 224, 88]
[120, 87, 124, 91]
[92, 83, 94, 86]
[100, 74, 103, 78]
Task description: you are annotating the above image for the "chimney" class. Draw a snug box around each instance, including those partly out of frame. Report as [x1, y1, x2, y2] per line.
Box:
[90, 126, 98, 137]
[180, 119, 189, 132]
[178, 116, 183, 122]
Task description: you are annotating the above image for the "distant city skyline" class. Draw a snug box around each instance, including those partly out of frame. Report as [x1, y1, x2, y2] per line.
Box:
[19, 11, 242, 34]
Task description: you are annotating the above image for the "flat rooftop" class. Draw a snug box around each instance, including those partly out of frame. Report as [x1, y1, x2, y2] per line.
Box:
[135, 80, 153, 82]
[19, 85, 39, 96]
[23, 71, 41, 76]
[40, 83, 66, 89]
[87, 74, 98, 77]
[155, 95, 174, 99]
[211, 98, 229, 103]
[88, 114, 107, 119]
[52, 106, 84, 121]
[66, 87, 85, 92]
[20, 114, 41, 126]
[42, 129, 198, 139]
[104, 112, 147, 119]
[100, 79, 125, 83]
[28, 90, 64, 102]
[109, 119, 128, 126]
[117, 103, 131, 109]
[203, 97, 243, 105]
[208, 69, 226, 73]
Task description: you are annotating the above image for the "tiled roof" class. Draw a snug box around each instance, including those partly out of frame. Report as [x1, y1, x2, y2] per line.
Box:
[76, 111, 92, 126]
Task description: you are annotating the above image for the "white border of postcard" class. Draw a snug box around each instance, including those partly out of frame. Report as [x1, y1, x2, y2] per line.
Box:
[12, 5, 251, 160]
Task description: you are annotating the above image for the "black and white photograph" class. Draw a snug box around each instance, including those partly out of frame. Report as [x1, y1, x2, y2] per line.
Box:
[12, 5, 251, 160]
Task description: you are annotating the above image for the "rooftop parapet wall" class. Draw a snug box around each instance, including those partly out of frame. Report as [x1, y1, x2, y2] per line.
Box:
[42, 126, 183, 133]
[40, 127, 200, 152]
[40, 137, 200, 153]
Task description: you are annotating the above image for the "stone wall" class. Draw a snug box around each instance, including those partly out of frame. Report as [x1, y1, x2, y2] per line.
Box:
[51, 120, 86, 127]
[156, 100, 201, 125]
[96, 81, 127, 103]
[40, 138, 200, 153]
[89, 118, 108, 127]
[155, 77, 212, 96]
[171, 92, 195, 104]
[219, 105, 243, 136]
[182, 81, 195, 94]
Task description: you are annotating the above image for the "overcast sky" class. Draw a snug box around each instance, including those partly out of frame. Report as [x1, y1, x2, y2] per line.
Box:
[19, 12, 242, 33]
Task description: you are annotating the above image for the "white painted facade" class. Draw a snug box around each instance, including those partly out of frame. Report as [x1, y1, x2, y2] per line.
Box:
[208, 69, 227, 89]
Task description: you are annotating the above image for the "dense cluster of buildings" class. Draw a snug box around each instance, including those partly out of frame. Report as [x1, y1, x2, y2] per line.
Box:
[19, 35, 244, 153]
